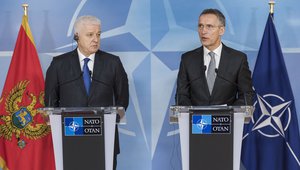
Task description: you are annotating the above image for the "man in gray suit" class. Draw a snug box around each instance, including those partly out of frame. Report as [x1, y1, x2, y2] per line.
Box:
[176, 9, 253, 106]
[45, 15, 129, 170]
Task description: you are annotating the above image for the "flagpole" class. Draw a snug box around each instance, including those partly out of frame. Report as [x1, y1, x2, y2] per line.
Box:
[22, 4, 28, 16]
[269, 0, 275, 16]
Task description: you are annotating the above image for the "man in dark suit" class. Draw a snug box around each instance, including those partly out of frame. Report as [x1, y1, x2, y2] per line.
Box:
[176, 9, 253, 106]
[44, 15, 129, 170]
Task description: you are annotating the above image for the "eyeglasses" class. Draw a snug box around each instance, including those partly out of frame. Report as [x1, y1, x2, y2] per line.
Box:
[198, 24, 223, 31]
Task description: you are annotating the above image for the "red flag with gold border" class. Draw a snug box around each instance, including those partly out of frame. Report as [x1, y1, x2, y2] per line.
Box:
[0, 14, 55, 170]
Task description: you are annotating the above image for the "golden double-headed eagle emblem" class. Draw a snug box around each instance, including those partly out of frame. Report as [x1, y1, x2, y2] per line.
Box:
[0, 80, 51, 148]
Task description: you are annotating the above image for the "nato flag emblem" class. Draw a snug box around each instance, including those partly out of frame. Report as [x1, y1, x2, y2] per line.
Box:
[64, 117, 84, 136]
[192, 115, 212, 134]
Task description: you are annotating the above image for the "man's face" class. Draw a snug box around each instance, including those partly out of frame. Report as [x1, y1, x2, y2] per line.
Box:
[198, 14, 224, 51]
[77, 23, 101, 56]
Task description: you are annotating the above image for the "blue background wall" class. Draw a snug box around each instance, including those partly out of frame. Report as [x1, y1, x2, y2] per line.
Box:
[1, 0, 300, 169]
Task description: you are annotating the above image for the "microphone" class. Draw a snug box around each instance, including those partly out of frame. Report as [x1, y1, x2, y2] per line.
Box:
[214, 69, 252, 106]
[175, 65, 207, 106]
[46, 72, 83, 107]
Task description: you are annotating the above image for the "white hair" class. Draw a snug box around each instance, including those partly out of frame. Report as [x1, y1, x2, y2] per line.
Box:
[74, 15, 101, 34]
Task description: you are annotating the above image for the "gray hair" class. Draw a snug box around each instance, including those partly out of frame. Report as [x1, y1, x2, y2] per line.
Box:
[74, 15, 101, 34]
[200, 9, 225, 27]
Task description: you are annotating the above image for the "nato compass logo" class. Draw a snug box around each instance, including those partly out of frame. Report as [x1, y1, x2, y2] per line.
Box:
[192, 115, 211, 134]
[250, 93, 292, 137]
[68, 121, 80, 132]
[64, 117, 103, 136]
[192, 115, 231, 134]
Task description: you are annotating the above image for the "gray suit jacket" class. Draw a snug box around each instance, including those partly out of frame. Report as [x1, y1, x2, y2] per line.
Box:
[176, 44, 253, 106]
[45, 49, 129, 154]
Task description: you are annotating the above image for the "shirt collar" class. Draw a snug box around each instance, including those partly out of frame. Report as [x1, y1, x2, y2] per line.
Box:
[203, 43, 223, 57]
[77, 48, 95, 62]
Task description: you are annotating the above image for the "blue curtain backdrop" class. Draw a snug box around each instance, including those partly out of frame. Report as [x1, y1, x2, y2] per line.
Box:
[1, 0, 300, 169]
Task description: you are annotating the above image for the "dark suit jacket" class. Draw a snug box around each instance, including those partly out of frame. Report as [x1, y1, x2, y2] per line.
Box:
[176, 44, 253, 106]
[45, 49, 129, 154]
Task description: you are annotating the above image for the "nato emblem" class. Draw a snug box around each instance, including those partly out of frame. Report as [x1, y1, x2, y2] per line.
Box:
[64, 117, 84, 136]
[192, 115, 212, 134]
[192, 114, 231, 134]
[64, 117, 102, 136]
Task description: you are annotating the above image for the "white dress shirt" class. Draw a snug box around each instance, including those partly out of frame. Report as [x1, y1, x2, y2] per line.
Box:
[77, 48, 95, 76]
[203, 43, 222, 77]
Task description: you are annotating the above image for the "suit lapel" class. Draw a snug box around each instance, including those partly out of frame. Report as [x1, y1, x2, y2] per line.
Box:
[196, 47, 211, 97]
[89, 50, 105, 98]
[217, 45, 231, 78]
[211, 45, 231, 96]
[70, 49, 87, 97]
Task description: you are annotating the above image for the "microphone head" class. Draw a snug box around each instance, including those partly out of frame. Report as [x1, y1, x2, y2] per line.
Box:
[73, 34, 79, 41]
[215, 68, 218, 73]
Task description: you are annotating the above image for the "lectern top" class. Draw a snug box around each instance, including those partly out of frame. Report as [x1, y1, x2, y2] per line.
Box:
[169, 105, 254, 124]
[39, 106, 126, 124]
[39, 106, 124, 115]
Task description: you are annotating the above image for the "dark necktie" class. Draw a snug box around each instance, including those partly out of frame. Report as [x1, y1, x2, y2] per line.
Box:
[207, 52, 216, 94]
[83, 58, 91, 95]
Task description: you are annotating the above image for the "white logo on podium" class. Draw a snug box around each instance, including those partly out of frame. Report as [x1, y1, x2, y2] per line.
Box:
[68, 121, 80, 132]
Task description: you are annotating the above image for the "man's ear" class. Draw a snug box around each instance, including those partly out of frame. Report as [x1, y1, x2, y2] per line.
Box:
[219, 26, 225, 36]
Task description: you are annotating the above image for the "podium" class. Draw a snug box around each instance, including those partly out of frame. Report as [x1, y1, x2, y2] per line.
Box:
[40, 107, 126, 170]
[169, 105, 253, 170]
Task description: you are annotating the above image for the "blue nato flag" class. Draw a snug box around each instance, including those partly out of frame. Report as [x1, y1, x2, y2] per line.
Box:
[241, 14, 300, 170]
